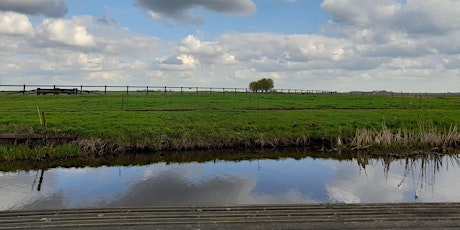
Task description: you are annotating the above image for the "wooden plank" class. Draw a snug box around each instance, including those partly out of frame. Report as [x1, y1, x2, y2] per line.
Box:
[0, 203, 459, 229]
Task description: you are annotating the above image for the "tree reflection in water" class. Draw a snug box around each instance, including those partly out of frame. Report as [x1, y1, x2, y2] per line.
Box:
[355, 152, 460, 200]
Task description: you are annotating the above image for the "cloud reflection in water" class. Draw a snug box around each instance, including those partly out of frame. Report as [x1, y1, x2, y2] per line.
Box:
[1, 155, 459, 210]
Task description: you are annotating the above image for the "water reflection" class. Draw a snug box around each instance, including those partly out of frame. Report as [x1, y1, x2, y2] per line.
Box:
[31, 169, 45, 192]
[355, 153, 460, 201]
[0, 151, 459, 210]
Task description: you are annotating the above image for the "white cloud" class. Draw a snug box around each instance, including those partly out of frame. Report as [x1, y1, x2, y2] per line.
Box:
[36, 16, 95, 47]
[381, 58, 422, 69]
[167, 33, 351, 74]
[178, 54, 199, 67]
[0, 14, 170, 86]
[311, 0, 460, 92]
[322, 0, 460, 49]
[87, 71, 124, 82]
[137, 25, 460, 91]
[0, 12, 33, 36]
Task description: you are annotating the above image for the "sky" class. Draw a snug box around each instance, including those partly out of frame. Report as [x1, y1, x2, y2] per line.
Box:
[0, 0, 460, 92]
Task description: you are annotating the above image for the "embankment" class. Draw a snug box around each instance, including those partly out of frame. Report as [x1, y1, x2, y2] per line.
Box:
[1, 121, 460, 161]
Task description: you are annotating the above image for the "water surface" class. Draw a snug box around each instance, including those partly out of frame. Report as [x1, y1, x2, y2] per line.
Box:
[1, 153, 459, 210]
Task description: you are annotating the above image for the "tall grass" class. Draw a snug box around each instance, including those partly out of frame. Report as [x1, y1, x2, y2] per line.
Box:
[351, 121, 460, 151]
[0, 144, 80, 161]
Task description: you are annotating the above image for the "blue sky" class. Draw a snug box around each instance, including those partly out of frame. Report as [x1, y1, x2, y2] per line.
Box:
[1, 0, 460, 92]
[63, 0, 329, 40]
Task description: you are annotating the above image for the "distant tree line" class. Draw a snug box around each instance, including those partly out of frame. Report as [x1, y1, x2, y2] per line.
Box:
[249, 78, 274, 93]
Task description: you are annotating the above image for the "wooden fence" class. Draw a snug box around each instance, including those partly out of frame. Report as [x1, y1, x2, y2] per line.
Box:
[0, 84, 336, 95]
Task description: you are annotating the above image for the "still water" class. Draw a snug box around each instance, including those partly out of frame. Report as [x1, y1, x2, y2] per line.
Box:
[1, 153, 460, 210]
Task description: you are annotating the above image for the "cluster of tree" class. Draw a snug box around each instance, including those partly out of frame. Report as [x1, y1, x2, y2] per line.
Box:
[249, 78, 274, 93]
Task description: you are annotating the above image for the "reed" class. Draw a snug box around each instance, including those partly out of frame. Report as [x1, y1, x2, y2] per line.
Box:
[350, 121, 460, 151]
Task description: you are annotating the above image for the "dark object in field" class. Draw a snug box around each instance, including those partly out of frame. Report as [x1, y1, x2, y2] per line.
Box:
[36, 88, 79, 95]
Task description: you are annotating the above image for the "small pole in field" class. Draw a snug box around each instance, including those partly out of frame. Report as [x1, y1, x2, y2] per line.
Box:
[37, 106, 42, 125]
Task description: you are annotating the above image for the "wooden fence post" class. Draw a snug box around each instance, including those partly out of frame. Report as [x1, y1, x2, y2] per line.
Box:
[37, 106, 42, 125]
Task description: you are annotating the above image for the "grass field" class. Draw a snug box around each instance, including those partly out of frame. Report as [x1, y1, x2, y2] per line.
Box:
[1, 92, 460, 160]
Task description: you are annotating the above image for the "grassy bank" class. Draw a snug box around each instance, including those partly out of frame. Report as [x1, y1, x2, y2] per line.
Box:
[1, 92, 460, 160]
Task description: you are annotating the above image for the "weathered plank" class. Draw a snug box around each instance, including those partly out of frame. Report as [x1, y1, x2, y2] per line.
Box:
[1, 203, 459, 229]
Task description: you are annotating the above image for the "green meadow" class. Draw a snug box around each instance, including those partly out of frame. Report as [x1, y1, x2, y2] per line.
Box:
[1, 92, 460, 160]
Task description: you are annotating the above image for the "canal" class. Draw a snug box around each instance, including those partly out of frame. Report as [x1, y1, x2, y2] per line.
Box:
[1, 151, 459, 210]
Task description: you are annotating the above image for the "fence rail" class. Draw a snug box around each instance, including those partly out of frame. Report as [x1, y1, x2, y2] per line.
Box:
[0, 84, 336, 95]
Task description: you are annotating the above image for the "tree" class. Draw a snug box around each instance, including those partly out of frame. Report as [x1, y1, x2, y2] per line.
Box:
[259, 78, 274, 92]
[249, 81, 261, 92]
[249, 78, 274, 93]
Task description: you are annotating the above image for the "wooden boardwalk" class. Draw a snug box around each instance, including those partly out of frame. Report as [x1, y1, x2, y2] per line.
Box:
[1, 203, 459, 229]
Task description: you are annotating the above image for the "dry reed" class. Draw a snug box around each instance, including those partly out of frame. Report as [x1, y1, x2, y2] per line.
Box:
[351, 122, 460, 151]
